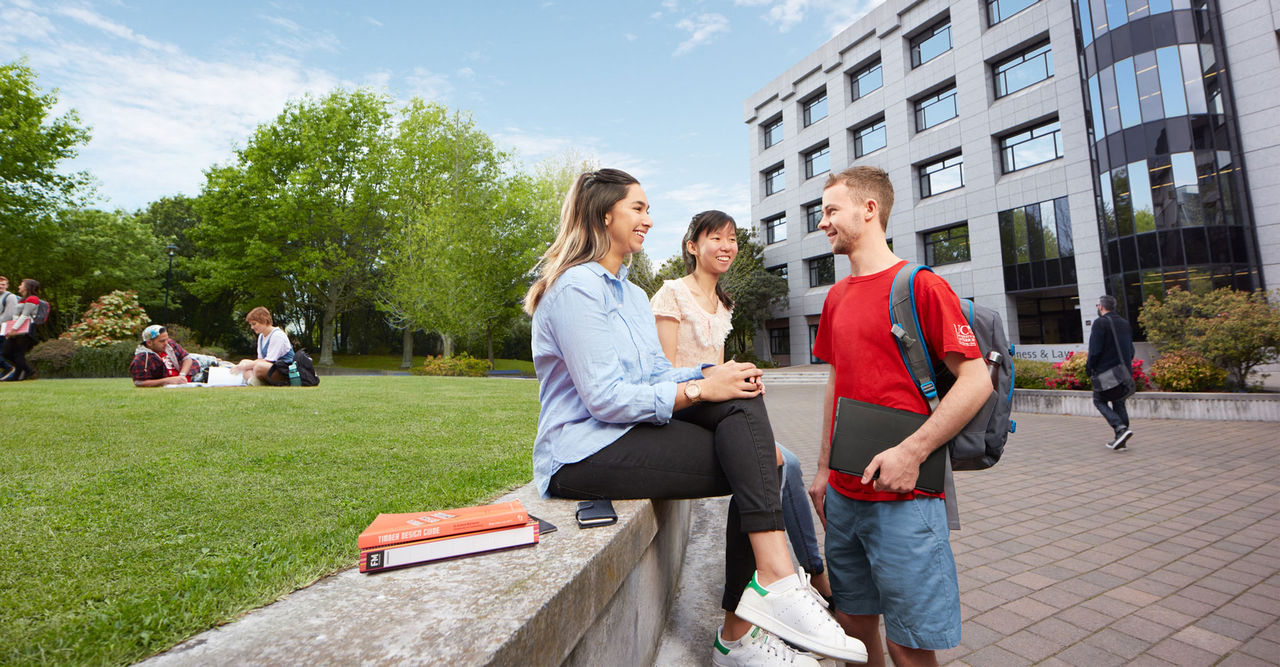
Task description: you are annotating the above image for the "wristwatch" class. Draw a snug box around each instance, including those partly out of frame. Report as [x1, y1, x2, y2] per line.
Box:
[684, 381, 703, 404]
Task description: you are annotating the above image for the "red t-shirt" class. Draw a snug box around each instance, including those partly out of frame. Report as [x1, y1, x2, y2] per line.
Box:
[813, 260, 980, 502]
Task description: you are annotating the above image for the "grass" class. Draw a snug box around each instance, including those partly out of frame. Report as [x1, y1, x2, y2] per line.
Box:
[329, 354, 536, 375]
[0, 376, 539, 666]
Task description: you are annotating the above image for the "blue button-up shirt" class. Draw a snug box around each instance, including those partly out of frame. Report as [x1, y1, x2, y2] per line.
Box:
[531, 262, 705, 496]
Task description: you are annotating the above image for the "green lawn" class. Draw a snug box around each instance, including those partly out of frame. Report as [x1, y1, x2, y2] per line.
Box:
[330, 354, 536, 375]
[0, 376, 539, 666]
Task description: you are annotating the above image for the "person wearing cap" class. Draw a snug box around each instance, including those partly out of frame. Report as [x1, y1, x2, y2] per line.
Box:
[130, 325, 199, 387]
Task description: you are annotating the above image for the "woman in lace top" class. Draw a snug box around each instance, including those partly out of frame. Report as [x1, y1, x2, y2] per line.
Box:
[652, 211, 833, 603]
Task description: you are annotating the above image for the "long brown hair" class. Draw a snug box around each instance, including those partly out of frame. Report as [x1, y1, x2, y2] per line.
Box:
[523, 168, 639, 314]
[681, 210, 735, 311]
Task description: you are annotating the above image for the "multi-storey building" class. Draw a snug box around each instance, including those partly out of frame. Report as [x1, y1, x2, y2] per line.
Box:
[745, 0, 1277, 366]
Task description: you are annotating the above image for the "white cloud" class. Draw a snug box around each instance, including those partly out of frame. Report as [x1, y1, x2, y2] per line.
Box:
[404, 67, 453, 102]
[737, 0, 885, 36]
[54, 5, 180, 54]
[0, 6, 55, 43]
[625, 32, 638, 42]
[674, 13, 729, 56]
[456, 66, 475, 78]
[261, 14, 341, 54]
[363, 16, 383, 28]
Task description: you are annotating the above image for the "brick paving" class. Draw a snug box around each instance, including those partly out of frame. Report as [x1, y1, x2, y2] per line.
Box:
[655, 382, 1280, 666]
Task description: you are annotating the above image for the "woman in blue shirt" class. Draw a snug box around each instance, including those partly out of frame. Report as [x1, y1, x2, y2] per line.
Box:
[524, 169, 865, 665]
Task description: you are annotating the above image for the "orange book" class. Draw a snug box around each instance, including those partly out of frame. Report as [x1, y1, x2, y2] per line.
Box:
[357, 500, 528, 550]
[359, 521, 539, 573]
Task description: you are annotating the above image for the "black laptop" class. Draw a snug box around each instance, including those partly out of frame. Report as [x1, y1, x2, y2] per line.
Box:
[829, 396, 947, 494]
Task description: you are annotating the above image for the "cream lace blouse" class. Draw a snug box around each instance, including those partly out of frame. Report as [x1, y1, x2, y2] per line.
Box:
[650, 278, 734, 368]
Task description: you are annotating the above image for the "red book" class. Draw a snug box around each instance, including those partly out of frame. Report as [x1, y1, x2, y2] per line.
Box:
[357, 500, 528, 550]
[359, 521, 540, 573]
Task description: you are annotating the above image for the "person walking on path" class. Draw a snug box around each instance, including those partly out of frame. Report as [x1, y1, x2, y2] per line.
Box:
[807, 166, 992, 667]
[1087, 295, 1135, 451]
[1, 278, 42, 382]
[650, 210, 833, 607]
[526, 168, 865, 666]
[0, 276, 18, 376]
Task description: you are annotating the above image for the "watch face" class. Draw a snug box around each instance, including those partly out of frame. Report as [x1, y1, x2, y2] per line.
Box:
[687, 382, 701, 401]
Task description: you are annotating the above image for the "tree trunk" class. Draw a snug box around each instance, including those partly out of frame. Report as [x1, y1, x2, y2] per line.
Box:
[319, 300, 337, 366]
[442, 333, 454, 358]
[401, 328, 414, 369]
[486, 323, 495, 370]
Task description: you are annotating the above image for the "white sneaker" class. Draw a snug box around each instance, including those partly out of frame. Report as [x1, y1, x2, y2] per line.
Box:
[712, 625, 822, 666]
[735, 572, 868, 663]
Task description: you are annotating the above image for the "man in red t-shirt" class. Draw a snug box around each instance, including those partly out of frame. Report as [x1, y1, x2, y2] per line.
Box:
[806, 166, 992, 666]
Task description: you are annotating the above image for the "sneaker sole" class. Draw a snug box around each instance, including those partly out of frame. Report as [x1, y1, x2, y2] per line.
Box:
[1112, 431, 1133, 450]
[734, 602, 868, 663]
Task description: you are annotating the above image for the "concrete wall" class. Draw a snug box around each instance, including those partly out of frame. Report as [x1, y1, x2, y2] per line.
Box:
[1014, 389, 1280, 421]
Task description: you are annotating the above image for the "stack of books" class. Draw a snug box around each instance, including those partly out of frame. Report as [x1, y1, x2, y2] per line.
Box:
[358, 500, 539, 573]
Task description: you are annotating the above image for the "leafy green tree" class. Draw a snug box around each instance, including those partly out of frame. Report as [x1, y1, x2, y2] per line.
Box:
[1139, 286, 1280, 389]
[43, 208, 163, 331]
[0, 59, 92, 281]
[722, 228, 788, 358]
[192, 88, 393, 365]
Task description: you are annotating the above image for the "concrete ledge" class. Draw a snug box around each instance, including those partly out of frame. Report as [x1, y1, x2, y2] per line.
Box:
[140, 486, 691, 666]
[1014, 389, 1280, 422]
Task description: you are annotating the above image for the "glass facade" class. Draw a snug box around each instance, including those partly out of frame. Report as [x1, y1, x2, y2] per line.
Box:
[923, 224, 971, 266]
[999, 196, 1076, 292]
[1074, 0, 1261, 330]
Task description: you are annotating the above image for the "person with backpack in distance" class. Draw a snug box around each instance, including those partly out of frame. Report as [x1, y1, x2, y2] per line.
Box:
[2, 278, 46, 382]
[650, 210, 834, 615]
[527, 168, 866, 666]
[231, 307, 294, 385]
[0, 276, 18, 377]
[1087, 295, 1135, 451]
[807, 167, 992, 667]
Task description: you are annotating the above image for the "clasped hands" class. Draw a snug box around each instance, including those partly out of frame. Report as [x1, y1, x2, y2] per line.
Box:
[698, 360, 765, 402]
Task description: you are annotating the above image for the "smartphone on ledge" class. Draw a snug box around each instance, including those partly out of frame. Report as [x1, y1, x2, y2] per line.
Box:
[575, 499, 618, 528]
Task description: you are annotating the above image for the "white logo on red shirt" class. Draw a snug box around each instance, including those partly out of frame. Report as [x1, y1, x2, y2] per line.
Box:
[954, 323, 977, 347]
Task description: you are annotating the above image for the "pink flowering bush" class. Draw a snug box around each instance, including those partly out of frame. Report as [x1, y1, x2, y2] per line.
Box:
[59, 290, 151, 348]
[1044, 351, 1152, 391]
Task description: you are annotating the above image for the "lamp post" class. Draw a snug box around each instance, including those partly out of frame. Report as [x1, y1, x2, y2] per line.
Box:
[163, 244, 177, 325]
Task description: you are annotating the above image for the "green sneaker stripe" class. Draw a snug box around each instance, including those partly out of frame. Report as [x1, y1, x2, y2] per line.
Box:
[747, 573, 770, 597]
[713, 634, 730, 655]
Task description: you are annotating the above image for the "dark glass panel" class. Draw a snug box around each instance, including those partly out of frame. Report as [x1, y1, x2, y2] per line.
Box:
[1159, 229, 1184, 266]
[1004, 266, 1018, 291]
[1028, 202, 1045, 261]
[1229, 226, 1248, 263]
[1032, 261, 1047, 288]
[1149, 158, 1177, 230]
[998, 210, 1016, 265]
[1108, 240, 1124, 273]
[1063, 257, 1078, 284]
[1182, 227, 1209, 264]
[1046, 258, 1062, 286]
[1166, 117, 1192, 153]
[1055, 197, 1073, 256]
[1207, 226, 1232, 263]
[1017, 263, 1032, 290]
[1121, 235, 1139, 270]
[1137, 232, 1160, 268]
[1112, 167, 1133, 235]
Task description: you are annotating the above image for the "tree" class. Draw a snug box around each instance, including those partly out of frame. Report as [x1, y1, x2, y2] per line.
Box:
[1138, 286, 1280, 390]
[721, 228, 788, 358]
[192, 88, 393, 365]
[0, 59, 92, 281]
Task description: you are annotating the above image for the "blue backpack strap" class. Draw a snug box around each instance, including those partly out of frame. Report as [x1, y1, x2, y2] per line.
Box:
[889, 263, 940, 410]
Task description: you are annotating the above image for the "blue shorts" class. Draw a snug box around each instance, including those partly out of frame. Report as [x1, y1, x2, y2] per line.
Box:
[824, 488, 961, 650]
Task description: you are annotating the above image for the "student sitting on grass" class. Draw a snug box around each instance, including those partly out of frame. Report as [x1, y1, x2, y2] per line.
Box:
[131, 325, 200, 387]
[232, 307, 294, 385]
[525, 168, 866, 667]
[650, 210, 834, 610]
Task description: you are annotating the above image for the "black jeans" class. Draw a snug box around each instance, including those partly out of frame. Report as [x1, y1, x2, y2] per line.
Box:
[549, 396, 783, 612]
[2, 335, 33, 376]
[1092, 393, 1129, 433]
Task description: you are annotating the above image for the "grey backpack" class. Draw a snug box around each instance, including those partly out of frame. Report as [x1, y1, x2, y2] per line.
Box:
[889, 263, 1015, 527]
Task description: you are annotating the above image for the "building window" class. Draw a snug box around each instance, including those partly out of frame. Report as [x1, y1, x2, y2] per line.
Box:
[993, 41, 1053, 98]
[762, 116, 783, 149]
[987, 0, 1040, 25]
[998, 196, 1076, 292]
[805, 201, 823, 233]
[802, 91, 828, 127]
[809, 323, 825, 364]
[914, 85, 958, 132]
[853, 118, 887, 157]
[803, 144, 830, 179]
[769, 326, 790, 355]
[807, 254, 835, 287]
[764, 165, 785, 196]
[1000, 120, 1063, 173]
[910, 18, 952, 68]
[923, 223, 971, 266]
[767, 263, 788, 279]
[850, 59, 882, 100]
[919, 154, 964, 198]
[764, 214, 787, 244]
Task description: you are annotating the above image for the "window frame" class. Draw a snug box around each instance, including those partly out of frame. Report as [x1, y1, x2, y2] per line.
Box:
[764, 214, 787, 245]
[987, 0, 1041, 25]
[850, 58, 883, 101]
[910, 17, 953, 68]
[993, 41, 1053, 99]
[806, 254, 835, 288]
[803, 143, 830, 180]
[914, 85, 958, 132]
[802, 90, 829, 127]
[804, 201, 823, 233]
[853, 117, 887, 157]
[999, 119, 1064, 173]
[762, 116, 783, 149]
[922, 223, 972, 266]
[919, 153, 965, 198]
[768, 325, 791, 356]
[763, 164, 785, 196]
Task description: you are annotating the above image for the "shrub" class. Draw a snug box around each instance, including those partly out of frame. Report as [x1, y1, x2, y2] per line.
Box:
[1046, 351, 1090, 390]
[1013, 358, 1055, 389]
[1139, 286, 1280, 389]
[30, 340, 136, 378]
[60, 290, 150, 348]
[411, 352, 489, 377]
[1148, 351, 1227, 392]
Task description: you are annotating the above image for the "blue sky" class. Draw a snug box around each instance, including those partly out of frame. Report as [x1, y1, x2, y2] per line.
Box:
[1, 0, 883, 263]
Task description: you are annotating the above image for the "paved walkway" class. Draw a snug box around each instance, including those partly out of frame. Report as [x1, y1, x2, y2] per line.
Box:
[655, 384, 1280, 666]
